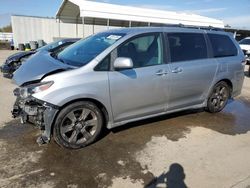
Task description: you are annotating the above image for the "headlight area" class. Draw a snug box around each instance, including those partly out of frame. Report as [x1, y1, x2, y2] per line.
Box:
[12, 81, 58, 145]
[17, 81, 54, 97]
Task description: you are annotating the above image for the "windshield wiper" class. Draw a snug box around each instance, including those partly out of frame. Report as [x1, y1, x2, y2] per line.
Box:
[50, 52, 67, 65]
[50, 51, 58, 59]
[58, 57, 67, 64]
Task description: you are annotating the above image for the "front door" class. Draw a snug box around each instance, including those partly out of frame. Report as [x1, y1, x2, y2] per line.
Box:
[108, 33, 170, 122]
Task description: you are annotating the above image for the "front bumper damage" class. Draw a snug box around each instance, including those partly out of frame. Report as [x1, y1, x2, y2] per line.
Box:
[12, 88, 59, 145]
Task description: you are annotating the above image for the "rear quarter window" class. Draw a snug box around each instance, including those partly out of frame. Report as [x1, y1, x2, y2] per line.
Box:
[208, 34, 238, 58]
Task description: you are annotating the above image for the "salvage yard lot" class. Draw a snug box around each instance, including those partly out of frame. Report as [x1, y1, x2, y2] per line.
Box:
[0, 50, 250, 188]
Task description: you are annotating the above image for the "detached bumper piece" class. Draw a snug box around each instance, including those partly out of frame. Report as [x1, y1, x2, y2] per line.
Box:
[1, 64, 14, 78]
[12, 88, 59, 145]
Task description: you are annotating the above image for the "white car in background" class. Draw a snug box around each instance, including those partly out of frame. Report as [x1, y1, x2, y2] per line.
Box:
[239, 37, 250, 75]
[239, 37, 250, 59]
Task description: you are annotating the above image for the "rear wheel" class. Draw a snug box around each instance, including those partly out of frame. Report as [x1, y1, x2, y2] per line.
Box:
[53, 101, 104, 149]
[206, 81, 230, 113]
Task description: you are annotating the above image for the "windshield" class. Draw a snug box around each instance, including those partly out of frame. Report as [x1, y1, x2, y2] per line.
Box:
[239, 39, 250, 45]
[57, 32, 125, 67]
[38, 41, 64, 52]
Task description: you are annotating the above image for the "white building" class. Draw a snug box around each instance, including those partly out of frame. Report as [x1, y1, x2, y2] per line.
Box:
[11, 0, 224, 47]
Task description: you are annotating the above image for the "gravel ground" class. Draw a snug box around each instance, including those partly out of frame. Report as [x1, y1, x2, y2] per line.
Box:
[0, 50, 250, 188]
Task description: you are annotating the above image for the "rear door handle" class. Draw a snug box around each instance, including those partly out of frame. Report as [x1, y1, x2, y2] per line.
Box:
[171, 67, 183, 73]
[156, 70, 168, 76]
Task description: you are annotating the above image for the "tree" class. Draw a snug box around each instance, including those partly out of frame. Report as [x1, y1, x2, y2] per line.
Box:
[0, 24, 12, 33]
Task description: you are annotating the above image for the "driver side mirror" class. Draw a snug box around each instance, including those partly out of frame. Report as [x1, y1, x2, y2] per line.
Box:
[114, 57, 133, 70]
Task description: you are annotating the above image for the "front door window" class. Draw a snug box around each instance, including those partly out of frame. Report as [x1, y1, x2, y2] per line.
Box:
[117, 33, 163, 68]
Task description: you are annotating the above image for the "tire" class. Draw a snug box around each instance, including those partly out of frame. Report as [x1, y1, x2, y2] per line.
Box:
[38, 40, 45, 48]
[206, 81, 230, 113]
[30, 41, 38, 50]
[18, 44, 25, 51]
[53, 101, 104, 149]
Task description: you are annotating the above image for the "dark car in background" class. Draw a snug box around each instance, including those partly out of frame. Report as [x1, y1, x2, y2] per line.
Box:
[0, 38, 80, 78]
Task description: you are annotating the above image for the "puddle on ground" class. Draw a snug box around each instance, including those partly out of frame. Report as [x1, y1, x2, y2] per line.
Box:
[0, 97, 250, 187]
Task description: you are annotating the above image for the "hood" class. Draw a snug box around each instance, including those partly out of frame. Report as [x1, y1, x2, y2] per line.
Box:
[13, 51, 73, 86]
[7, 51, 36, 62]
[239, 44, 250, 51]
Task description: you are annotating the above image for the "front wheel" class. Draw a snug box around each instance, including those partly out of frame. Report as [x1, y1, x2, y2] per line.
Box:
[206, 81, 230, 113]
[53, 101, 104, 149]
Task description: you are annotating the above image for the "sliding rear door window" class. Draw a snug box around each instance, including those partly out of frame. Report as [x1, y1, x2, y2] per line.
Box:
[168, 33, 208, 62]
[208, 34, 238, 58]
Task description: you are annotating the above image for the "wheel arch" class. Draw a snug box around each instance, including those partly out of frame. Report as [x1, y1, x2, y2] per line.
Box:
[50, 98, 110, 135]
[205, 78, 233, 105]
[216, 79, 233, 97]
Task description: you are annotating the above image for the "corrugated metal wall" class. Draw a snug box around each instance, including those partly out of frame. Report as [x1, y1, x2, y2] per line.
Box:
[11, 15, 119, 47]
[12, 16, 58, 47]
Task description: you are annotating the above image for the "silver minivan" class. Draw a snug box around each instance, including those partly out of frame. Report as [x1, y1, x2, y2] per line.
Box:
[12, 27, 245, 149]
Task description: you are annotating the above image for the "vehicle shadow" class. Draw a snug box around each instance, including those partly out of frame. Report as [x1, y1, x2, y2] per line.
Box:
[145, 163, 187, 188]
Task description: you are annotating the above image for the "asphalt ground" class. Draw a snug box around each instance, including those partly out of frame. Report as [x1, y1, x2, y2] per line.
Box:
[0, 50, 250, 188]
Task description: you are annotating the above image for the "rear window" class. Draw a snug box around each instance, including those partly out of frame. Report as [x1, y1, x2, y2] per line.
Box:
[168, 33, 208, 62]
[208, 34, 238, 58]
[239, 38, 250, 45]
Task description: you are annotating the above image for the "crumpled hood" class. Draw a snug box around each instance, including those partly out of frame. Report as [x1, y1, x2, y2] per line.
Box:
[7, 51, 36, 62]
[13, 51, 73, 86]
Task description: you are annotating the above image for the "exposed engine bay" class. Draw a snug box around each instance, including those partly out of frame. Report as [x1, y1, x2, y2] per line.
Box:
[12, 87, 58, 145]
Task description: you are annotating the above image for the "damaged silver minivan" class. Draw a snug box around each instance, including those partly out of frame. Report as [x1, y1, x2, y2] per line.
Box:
[12, 27, 245, 149]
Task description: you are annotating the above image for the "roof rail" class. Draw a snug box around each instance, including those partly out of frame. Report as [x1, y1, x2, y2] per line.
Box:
[158, 23, 224, 31]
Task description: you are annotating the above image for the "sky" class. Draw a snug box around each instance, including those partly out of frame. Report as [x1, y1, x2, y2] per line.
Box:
[0, 0, 250, 29]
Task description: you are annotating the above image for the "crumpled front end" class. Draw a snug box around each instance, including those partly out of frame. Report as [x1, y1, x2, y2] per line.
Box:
[12, 87, 59, 145]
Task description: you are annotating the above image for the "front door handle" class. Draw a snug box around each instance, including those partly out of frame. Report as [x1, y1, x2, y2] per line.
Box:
[156, 70, 168, 76]
[171, 67, 183, 73]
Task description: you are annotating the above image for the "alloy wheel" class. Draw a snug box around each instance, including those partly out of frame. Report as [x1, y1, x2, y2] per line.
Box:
[60, 108, 98, 145]
[209, 84, 229, 111]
